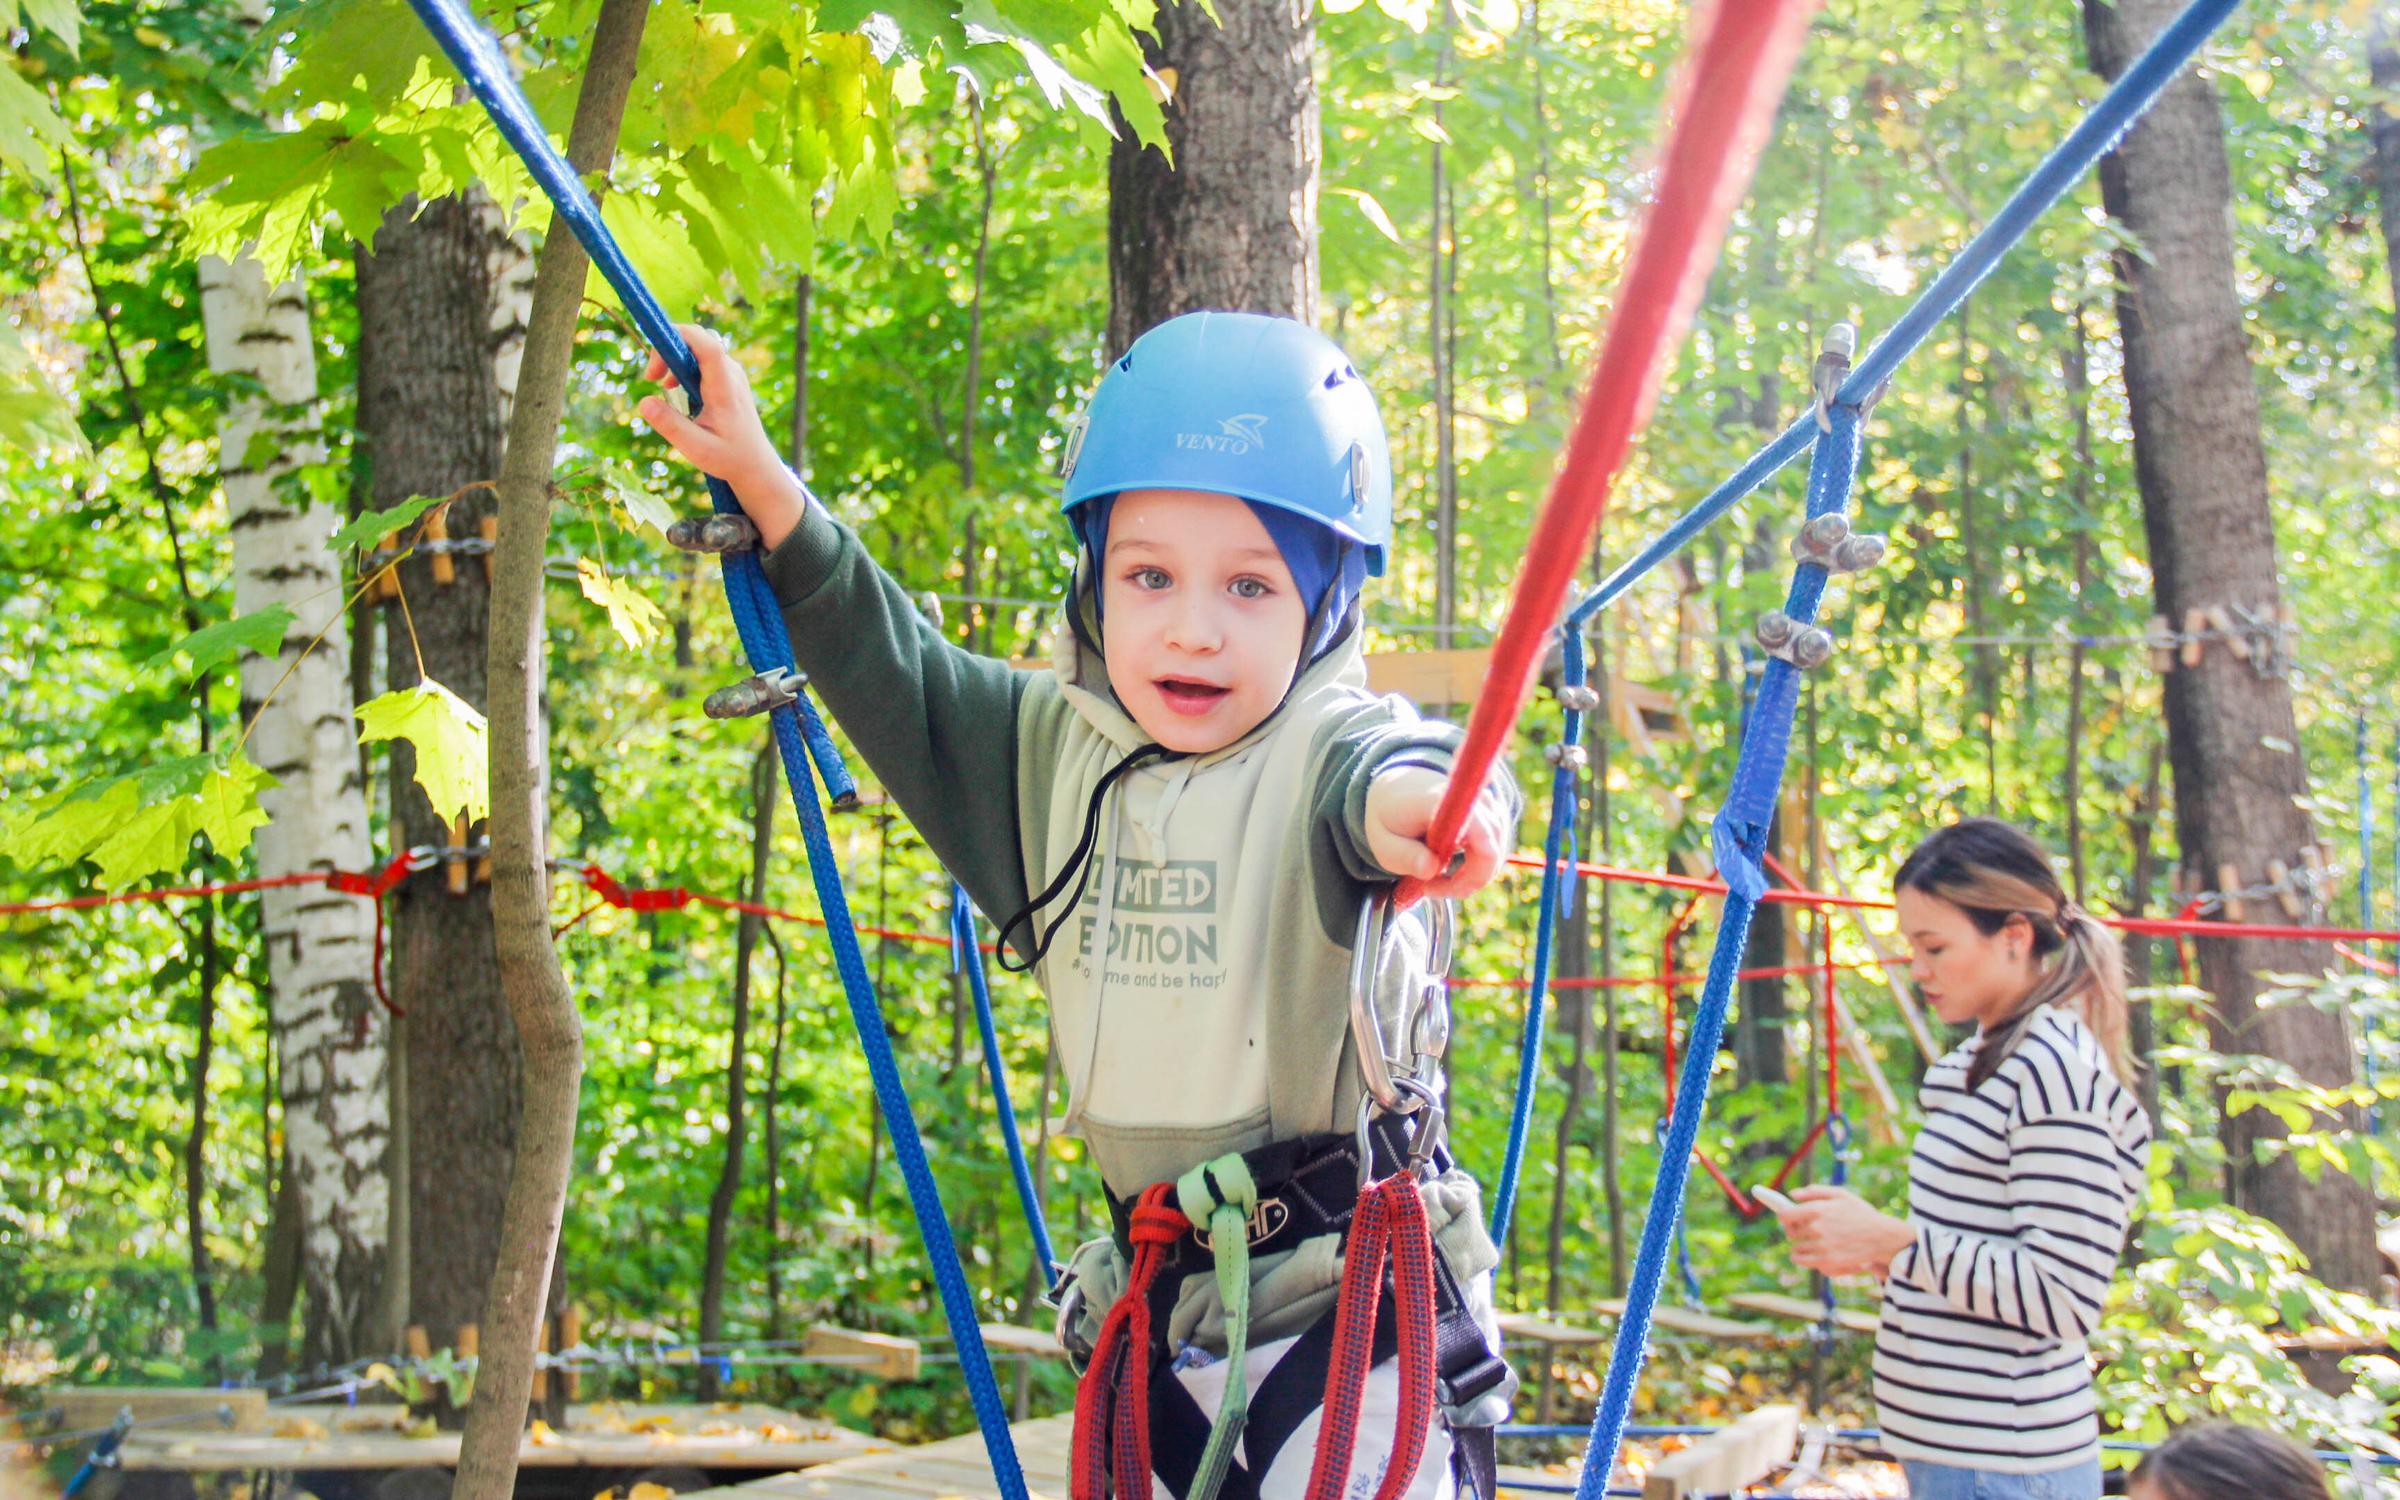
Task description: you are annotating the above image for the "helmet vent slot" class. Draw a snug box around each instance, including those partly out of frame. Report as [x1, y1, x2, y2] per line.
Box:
[1323, 364, 1357, 390]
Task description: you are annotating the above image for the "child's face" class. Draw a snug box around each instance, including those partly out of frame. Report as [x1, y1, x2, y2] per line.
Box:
[1097, 488, 1310, 754]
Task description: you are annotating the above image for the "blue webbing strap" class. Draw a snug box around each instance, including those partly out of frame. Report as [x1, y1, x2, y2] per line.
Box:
[1489, 630, 1591, 1243]
[1573, 401, 1864, 1499]
[1571, 2, 2240, 1485]
[954, 884, 1060, 1280]
[1562, 0, 2243, 639]
[406, 3, 1026, 1485]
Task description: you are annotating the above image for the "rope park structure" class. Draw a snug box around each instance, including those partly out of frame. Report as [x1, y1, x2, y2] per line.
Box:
[10, 0, 2343, 1491]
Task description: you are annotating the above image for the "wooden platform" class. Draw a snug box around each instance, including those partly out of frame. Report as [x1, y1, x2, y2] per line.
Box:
[685, 1413, 1075, 1500]
[1591, 1299, 1778, 1341]
[115, 1402, 877, 1473]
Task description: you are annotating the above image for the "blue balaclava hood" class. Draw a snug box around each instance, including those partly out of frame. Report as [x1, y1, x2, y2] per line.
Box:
[1076, 493, 1369, 664]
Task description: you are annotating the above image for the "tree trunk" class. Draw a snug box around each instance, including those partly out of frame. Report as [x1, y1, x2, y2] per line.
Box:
[2063, 306, 2095, 905]
[357, 190, 515, 1360]
[1431, 20, 1458, 645]
[699, 738, 776, 1398]
[184, 898, 222, 1374]
[200, 249, 393, 1365]
[2086, 0, 2378, 1290]
[1106, 0, 1319, 350]
[2368, 10, 2400, 388]
[450, 0, 646, 1481]
[762, 922, 790, 1344]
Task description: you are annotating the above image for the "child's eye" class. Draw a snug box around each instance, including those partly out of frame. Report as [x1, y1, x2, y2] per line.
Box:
[1128, 566, 1171, 590]
[1229, 576, 1273, 600]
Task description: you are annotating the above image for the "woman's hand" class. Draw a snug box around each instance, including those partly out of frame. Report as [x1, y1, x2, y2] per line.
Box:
[1363, 766, 1513, 899]
[636, 324, 807, 549]
[1774, 1185, 1915, 1279]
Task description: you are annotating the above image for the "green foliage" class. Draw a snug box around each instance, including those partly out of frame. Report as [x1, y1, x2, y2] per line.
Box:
[2, 752, 274, 888]
[356, 681, 491, 826]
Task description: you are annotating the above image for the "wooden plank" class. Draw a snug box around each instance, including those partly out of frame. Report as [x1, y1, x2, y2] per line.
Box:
[117, 1402, 876, 1473]
[42, 1389, 268, 1435]
[1366, 648, 1491, 705]
[1642, 1404, 1799, 1500]
[1724, 1292, 1879, 1335]
[803, 1324, 922, 1381]
[1496, 1312, 1609, 1347]
[1591, 1299, 1777, 1341]
[976, 1322, 1068, 1358]
[685, 1413, 1075, 1500]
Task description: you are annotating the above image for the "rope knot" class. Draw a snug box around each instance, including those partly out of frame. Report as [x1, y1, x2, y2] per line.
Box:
[1129, 1202, 1191, 1246]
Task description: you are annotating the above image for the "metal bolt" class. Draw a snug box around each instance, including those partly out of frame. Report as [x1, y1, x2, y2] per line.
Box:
[1789, 625, 1837, 669]
[704, 666, 803, 719]
[1832, 532, 1889, 573]
[1545, 741, 1590, 771]
[1556, 683, 1601, 713]
[1791, 512, 1852, 567]
[1754, 608, 1799, 653]
[667, 513, 762, 554]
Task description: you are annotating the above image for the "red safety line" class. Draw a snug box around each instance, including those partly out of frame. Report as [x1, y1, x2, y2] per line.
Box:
[0, 870, 330, 915]
[1413, 0, 1820, 879]
[2338, 942, 2398, 976]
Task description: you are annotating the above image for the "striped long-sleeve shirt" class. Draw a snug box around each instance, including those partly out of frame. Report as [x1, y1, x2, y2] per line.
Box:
[1874, 1007, 2151, 1472]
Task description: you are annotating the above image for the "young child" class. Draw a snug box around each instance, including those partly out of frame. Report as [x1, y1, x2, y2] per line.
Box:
[641, 310, 1519, 1498]
[2127, 1423, 2333, 1500]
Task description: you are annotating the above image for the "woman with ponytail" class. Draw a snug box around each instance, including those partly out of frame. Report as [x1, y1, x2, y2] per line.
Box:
[1769, 818, 2152, 1500]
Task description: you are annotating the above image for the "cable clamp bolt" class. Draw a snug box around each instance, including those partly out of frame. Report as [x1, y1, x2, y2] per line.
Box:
[704, 666, 804, 720]
[1555, 683, 1601, 714]
[666, 513, 761, 555]
[1790, 511, 1887, 574]
[1545, 741, 1590, 771]
[1754, 608, 1836, 669]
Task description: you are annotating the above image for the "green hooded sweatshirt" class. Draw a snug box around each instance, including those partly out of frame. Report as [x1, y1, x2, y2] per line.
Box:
[762, 497, 1518, 1351]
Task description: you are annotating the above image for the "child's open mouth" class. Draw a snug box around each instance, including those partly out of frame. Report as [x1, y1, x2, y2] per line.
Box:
[1154, 677, 1231, 715]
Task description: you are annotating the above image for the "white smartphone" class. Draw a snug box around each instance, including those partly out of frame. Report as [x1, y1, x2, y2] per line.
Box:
[1750, 1184, 1799, 1216]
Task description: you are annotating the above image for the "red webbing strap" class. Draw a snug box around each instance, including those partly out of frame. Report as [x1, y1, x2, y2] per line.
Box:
[1305, 1175, 1439, 1500]
[1406, 0, 1820, 889]
[1071, 1183, 1190, 1500]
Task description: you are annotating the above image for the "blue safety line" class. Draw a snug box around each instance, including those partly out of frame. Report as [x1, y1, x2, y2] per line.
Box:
[405, 3, 1025, 1485]
[1574, 399, 1866, 1500]
[1563, 0, 2243, 637]
[1489, 632, 1590, 1243]
[954, 884, 1059, 1280]
[1570, 0, 2240, 1485]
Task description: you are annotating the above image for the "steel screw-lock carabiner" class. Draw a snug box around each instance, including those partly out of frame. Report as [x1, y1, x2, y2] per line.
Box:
[1348, 888, 1454, 1115]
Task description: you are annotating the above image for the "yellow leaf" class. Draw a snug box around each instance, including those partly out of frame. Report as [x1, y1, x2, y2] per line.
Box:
[356, 681, 490, 825]
[529, 1419, 560, 1446]
[577, 559, 666, 650]
[627, 1484, 675, 1500]
[1330, 187, 1403, 246]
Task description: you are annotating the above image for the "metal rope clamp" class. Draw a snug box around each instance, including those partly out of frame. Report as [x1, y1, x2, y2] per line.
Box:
[1348, 888, 1455, 1122]
[704, 665, 803, 719]
[667, 513, 762, 554]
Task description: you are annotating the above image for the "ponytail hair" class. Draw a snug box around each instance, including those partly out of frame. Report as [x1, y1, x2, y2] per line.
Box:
[1894, 818, 2136, 1093]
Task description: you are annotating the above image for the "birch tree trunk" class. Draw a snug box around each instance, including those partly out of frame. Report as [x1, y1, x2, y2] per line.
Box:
[198, 251, 392, 1365]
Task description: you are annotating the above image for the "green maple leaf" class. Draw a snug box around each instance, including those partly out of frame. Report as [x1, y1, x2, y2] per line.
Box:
[330, 492, 448, 554]
[0, 66, 70, 181]
[1, 753, 278, 888]
[144, 605, 299, 680]
[576, 560, 667, 651]
[357, 681, 490, 825]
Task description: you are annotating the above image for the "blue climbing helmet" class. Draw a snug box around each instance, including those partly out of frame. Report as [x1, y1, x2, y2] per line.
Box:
[1059, 311, 1393, 576]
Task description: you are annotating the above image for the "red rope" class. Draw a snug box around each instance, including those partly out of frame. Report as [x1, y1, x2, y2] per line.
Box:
[1411, 0, 1820, 882]
[1304, 1173, 1439, 1500]
[1071, 1183, 1189, 1500]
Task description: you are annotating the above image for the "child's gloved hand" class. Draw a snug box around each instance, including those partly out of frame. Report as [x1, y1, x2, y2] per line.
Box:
[636, 323, 807, 549]
[1363, 764, 1513, 899]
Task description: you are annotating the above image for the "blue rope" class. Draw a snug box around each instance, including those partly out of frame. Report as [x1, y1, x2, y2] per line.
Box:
[1571, 1, 2240, 1481]
[1490, 633, 1590, 1243]
[1563, 0, 2243, 637]
[954, 885, 1059, 1280]
[1574, 404, 1862, 1500]
[406, 3, 1024, 1485]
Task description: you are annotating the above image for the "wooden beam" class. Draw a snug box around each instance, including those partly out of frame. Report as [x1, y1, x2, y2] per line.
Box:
[1496, 1311, 1609, 1347]
[1642, 1404, 1799, 1500]
[1723, 1292, 1879, 1335]
[802, 1325, 922, 1381]
[42, 1388, 267, 1435]
[974, 1322, 1068, 1359]
[1591, 1299, 1777, 1341]
[1364, 647, 1493, 705]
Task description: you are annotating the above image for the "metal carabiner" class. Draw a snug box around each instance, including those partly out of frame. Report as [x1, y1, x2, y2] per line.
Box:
[1347, 888, 1455, 1114]
[1356, 1076, 1446, 1192]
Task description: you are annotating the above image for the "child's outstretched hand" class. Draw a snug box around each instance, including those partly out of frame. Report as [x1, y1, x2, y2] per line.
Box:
[636, 323, 807, 549]
[1363, 764, 1513, 899]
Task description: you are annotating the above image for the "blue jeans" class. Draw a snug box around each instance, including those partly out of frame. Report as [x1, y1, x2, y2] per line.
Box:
[1902, 1457, 2104, 1500]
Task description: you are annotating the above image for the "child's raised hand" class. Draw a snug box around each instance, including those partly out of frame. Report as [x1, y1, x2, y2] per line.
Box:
[636, 324, 805, 548]
[1363, 764, 1513, 899]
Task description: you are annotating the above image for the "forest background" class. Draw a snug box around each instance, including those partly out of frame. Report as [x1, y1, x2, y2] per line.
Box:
[4, 0, 2400, 1481]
